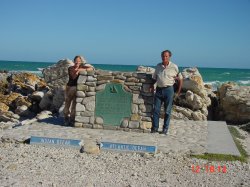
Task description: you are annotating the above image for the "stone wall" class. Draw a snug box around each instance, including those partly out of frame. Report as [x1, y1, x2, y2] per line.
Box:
[74, 67, 212, 132]
[74, 70, 154, 132]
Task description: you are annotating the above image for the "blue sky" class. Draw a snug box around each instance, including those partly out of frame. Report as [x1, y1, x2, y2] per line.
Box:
[0, 0, 250, 68]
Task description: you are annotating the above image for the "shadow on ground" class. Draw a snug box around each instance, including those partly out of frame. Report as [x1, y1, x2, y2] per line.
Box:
[38, 116, 65, 126]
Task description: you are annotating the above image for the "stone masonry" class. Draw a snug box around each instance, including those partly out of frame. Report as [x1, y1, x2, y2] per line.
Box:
[74, 69, 155, 133]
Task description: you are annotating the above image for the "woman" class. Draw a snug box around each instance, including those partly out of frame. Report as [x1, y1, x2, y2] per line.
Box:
[64, 55, 93, 126]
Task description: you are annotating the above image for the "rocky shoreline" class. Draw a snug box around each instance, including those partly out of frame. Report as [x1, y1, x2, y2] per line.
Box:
[0, 60, 250, 186]
[1, 60, 249, 131]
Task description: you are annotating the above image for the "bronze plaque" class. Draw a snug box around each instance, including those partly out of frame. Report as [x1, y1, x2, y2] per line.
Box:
[95, 83, 132, 126]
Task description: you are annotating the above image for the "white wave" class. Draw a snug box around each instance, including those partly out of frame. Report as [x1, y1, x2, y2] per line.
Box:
[237, 80, 250, 85]
[221, 72, 230, 75]
[204, 81, 222, 91]
[9, 70, 43, 77]
[10, 70, 42, 74]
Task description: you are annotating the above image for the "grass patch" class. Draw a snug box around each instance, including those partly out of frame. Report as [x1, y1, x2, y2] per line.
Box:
[191, 126, 248, 162]
[229, 127, 248, 162]
[192, 153, 246, 162]
[228, 126, 245, 139]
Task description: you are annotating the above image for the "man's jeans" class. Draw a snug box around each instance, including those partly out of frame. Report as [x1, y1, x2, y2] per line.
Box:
[152, 86, 174, 132]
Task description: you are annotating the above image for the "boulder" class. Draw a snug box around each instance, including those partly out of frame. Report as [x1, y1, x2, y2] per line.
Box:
[14, 96, 32, 108]
[0, 111, 20, 123]
[8, 73, 47, 95]
[0, 73, 9, 94]
[82, 142, 100, 154]
[171, 68, 211, 121]
[0, 92, 20, 106]
[51, 87, 65, 112]
[0, 102, 9, 112]
[42, 59, 73, 88]
[136, 66, 155, 74]
[15, 105, 28, 116]
[41, 59, 74, 113]
[240, 122, 250, 132]
[39, 91, 53, 110]
[218, 82, 250, 124]
[36, 110, 52, 120]
[29, 91, 45, 102]
[181, 67, 207, 98]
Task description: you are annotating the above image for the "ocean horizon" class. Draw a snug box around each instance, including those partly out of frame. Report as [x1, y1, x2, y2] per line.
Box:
[1, 60, 250, 90]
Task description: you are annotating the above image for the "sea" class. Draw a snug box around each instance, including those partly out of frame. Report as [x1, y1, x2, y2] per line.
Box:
[1, 60, 250, 90]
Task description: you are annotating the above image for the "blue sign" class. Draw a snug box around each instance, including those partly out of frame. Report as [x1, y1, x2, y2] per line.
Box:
[100, 141, 157, 153]
[30, 136, 82, 148]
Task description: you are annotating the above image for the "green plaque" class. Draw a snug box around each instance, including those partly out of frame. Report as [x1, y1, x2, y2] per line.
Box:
[95, 83, 132, 126]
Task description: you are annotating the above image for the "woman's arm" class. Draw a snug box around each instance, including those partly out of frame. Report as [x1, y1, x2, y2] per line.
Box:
[78, 65, 94, 72]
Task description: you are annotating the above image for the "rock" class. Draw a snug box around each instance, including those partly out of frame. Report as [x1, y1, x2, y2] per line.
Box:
[95, 117, 103, 124]
[136, 66, 155, 74]
[240, 122, 250, 132]
[0, 92, 20, 106]
[218, 83, 250, 124]
[181, 67, 207, 98]
[39, 91, 53, 110]
[15, 105, 28, 114]
[15, 105, 33, 117]
[131, 104, 138, 114]
[82, 142, 100, 154]
[0, 102, 9, 112]
[121, 119, 129, 128]
[75, 116, 90, 123]
[140, 121, 152, 129]
[20, 118, 37, 125]
[129, 121, 140, 129]
[75, 103, 86, 112]
[0, 111, 20, 123]
[14, 96, 32, 108]
[173, 105, 193, 119]
[191, 111, 206, 121]
[51, 87, 65, 111]
[42, 59, 73, 87]
[0, 112, 12, 122]
[0, 75, 8, 94]
[8, 72, 47, 95]
[30, 91, 44, 102]
[36, 110, 52, 120]
[184, 91, 203, 110]
[171, 67, 212, 121]
[41, 59, 75, 113]
[58, 104, 65, 117]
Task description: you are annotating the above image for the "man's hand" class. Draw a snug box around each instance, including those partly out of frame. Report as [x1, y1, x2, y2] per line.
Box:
[173, 93, 179, 102]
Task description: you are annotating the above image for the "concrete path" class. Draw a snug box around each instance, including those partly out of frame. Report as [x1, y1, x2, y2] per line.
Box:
[207, 121, 241, 156]
[0, 118, 241, 156]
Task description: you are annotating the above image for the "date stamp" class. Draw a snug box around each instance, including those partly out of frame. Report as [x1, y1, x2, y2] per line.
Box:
[191, 165, 227, 173]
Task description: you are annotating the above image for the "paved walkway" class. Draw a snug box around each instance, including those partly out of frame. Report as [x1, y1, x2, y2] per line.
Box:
[0, 118, 240, 156]
[207, 121, 240, 156]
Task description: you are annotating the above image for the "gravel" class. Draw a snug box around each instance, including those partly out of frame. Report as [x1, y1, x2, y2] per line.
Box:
[0, 141, 250, 187]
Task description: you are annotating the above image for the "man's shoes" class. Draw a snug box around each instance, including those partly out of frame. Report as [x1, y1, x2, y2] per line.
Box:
[151, 128, 158, 133]
[160, 129, 168, 135]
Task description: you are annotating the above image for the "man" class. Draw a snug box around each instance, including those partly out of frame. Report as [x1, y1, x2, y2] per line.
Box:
[151, 50, 183, 134]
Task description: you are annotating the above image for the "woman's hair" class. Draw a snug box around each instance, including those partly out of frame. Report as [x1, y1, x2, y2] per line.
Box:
[73, 55, 87, 64]
[161, 50, 172, 57]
